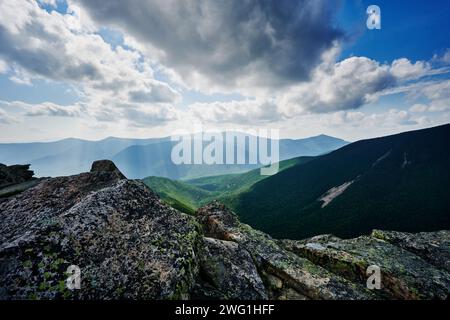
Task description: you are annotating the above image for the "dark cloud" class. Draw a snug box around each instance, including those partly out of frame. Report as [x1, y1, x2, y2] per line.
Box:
[76, 0, 343, 88]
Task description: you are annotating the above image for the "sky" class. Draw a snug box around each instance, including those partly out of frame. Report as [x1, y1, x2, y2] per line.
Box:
[0, 0, 450, 142]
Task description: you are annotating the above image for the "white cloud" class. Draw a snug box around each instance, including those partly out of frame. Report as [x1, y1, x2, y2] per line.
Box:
[0, 99, 84, 118]
[405, 79, 450, 112]
[409, 104, 429, 113]
[0, 108, 17, 124]
[184, 53, 450, 125]
[390, 58, 431, 80]
[123, 105, 179, 127]
[0, 0, 180, 126]
[321, 109, 422, 131]
[276, 54, 450, 118]
[279, 55, 395, 116]
[0, 59, 8, 74]
[189, 99, 281, 124]
[25, 102, 84, 117]
[128, 83, 180, 104]
[432, 49, 450, 64]
[441, 50, 450, 64]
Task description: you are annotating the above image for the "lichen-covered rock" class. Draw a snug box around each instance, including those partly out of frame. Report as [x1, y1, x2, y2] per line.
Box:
[198, 237, 268, 300]
[277, 287, 308, 300]
[0, 168, 201, 299]
[280, 234, 450, 299]
[196, 202, 374, 300]
[371, 230, 450, 272]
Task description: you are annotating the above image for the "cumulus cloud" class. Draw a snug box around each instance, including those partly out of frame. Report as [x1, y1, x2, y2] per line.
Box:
[406, 79, 450, 112]
[128, 83, 180, 104]
[0, 1, 101, 82]
[74, 0, 343, 91]
[25, 102, 84, 117]
[123, 105, 179, 127]
[279, 55, 395, 115]
[184, 53, 449, 124]
[189, 99, 281, 124]
[1, 0, 449, 139]
[0, 99, 84, 119]
[390, 58, 431, 80]
[323, 109, 419, 128]
[276, 54, 448, 118]
[0, 0, 180, 125]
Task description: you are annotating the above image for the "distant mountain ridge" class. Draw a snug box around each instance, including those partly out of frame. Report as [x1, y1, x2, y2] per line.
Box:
[0, 133, 348, 179]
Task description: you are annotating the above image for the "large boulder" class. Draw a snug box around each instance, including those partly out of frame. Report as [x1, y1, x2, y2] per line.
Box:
[0, 164, 201, 299]
[197, 237, 268, 299]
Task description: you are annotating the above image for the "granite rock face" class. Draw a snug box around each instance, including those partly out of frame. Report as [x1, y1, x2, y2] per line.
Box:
[280, 233, 450, 299]
[0, 162, 449, 300]
[196, 202, 375, 300]
[197, 237, 268, 300]
[0, 165, 201, 299]
[371, 229, 450, 273]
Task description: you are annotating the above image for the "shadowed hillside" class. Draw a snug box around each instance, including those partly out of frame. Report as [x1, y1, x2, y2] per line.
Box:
[232, 124, 450, 239]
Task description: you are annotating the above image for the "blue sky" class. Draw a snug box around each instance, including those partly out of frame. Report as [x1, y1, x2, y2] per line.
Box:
[338, 0, 450, 62]
[0, 0, 449, 142]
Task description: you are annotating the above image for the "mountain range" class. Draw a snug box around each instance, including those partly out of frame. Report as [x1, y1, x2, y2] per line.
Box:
[145, 124, 450, 239]
[0, 133, 348, 179]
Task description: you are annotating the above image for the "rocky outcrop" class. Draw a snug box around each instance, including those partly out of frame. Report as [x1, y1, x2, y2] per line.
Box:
[90, 160, 126, 180]
[196, 202, 374, 300]
[371, 229, 450, 273]
[0, 164, 34, 188]
[0, 162, 449, 300]
[0, 164, 201, 299]
[196, 237, 268, 300]
[0, 163, 44, 202]
[279, 233, 450, 299]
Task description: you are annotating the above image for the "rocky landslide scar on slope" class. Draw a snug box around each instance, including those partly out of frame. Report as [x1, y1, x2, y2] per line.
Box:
[0, 160, 449, 300]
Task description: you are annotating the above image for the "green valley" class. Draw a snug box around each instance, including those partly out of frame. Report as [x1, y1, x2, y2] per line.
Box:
[142, 156, 314, 213]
